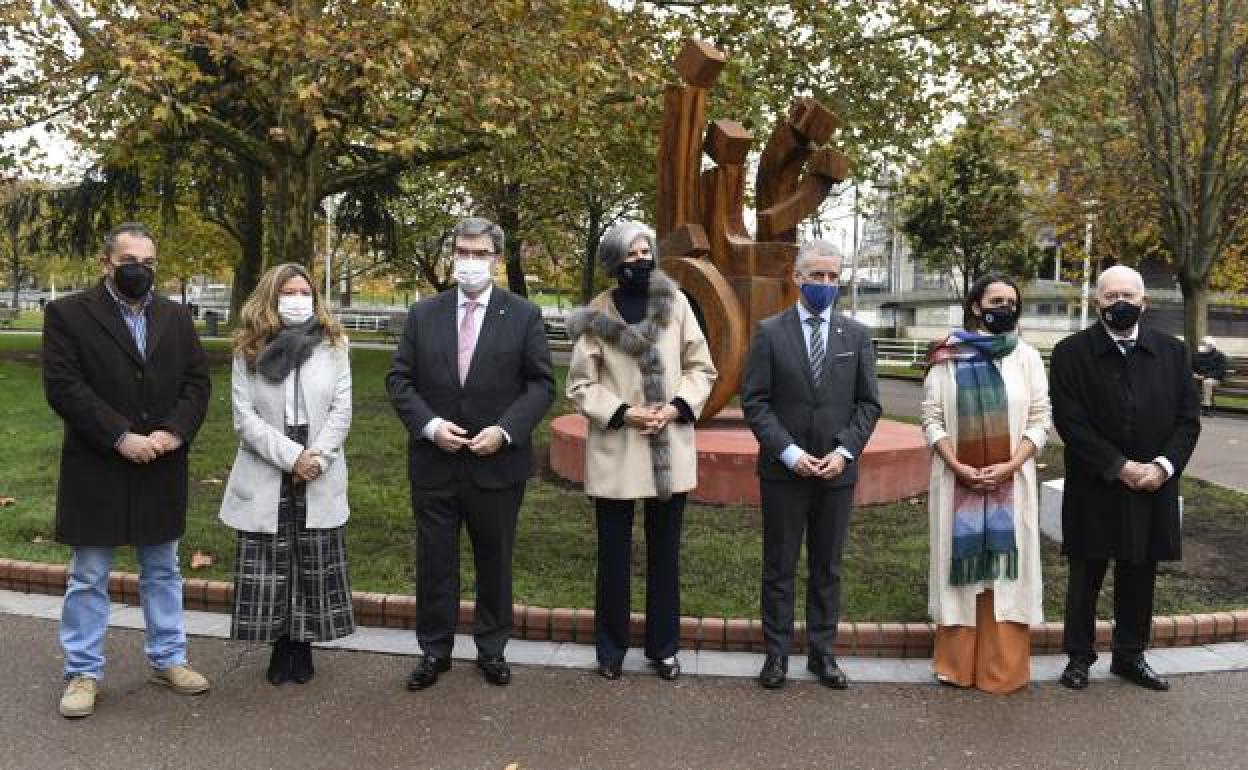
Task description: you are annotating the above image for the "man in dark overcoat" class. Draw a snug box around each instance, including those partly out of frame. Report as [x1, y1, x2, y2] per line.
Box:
[1049, 265, 1201, 692]
[42, 223, 211, 718]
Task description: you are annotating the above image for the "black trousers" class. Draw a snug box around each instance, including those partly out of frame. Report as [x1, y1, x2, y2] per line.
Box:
[594, 495, 685, 666]
[760, 480, 853, 658]
[1063, 557, 1157, 662]
[413, 479, 525, 659]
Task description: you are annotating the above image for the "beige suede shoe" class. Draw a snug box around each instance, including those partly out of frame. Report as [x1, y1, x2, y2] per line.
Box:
[59, 676, 98, 718]
[149, 664, 210, 695]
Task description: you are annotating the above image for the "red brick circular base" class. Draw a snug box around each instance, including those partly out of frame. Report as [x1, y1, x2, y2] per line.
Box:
[549, 411, 931, 506]
[4, 558, 1244, 658]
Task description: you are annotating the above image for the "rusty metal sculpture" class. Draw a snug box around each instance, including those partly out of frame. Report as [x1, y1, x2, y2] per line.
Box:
[657, 39, 850, 419]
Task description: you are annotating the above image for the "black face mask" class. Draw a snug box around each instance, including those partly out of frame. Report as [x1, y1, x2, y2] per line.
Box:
[979, 306, 1018, 335]
[1101, 300, 1142, 331]
[113, 263, 155, 300]
[617, 260, 654, 291]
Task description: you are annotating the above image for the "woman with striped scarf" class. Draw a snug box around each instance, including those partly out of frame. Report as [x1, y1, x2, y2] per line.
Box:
[921, 274, 1051, 693]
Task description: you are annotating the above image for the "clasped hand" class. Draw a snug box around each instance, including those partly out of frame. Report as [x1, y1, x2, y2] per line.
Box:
[625, 404, 679, 436]
[433, 421, 506, 456]
[1118, 460, 1166, 493]
[116, 430, 182, 464]
[952, 461, 1015, 492]
[793, 451, 848, 481]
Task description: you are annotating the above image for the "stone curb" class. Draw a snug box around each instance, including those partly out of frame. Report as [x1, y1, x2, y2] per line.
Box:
[4, 557, 1247, 657]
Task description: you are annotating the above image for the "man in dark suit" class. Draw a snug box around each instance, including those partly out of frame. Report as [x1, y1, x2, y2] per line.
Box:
[741, 240, 881, 690]
[1050, 265, 1201, 692]
[387, 216, 554, 690]
[43, 223, 211, 718]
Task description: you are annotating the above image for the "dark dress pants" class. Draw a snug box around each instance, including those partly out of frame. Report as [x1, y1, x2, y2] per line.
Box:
[594, 494, 685, 666]
[760, 480, 853, 658]
[1063, 557, 1157, 663]
[413, 479, 525, 659]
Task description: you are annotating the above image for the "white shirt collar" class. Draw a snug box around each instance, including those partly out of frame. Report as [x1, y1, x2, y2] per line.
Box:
[796, 301, 832, 324]
[458, 283, 492, 309]
[1101, 321, 1139, 343]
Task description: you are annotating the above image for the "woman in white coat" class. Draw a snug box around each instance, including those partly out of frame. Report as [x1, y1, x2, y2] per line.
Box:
[921, 273, 1051, 694]
[220, 263, 353, 686]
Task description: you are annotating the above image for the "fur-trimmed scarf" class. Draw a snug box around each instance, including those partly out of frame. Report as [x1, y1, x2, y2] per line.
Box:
[566, 270, 677, 500]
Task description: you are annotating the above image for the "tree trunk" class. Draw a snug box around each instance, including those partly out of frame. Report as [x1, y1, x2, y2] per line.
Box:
[493, 183, 527, 297]
[229, 168, 265, 324]
[341, 255, 352, 308]
[1178, 273, 1208, 358]
[580, 199, 603, 304]
[266, 153, 320, 269]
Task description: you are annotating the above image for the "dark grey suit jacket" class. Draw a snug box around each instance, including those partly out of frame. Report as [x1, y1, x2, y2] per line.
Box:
[385, 286, 555, 490]
[741, 305, 882, 487]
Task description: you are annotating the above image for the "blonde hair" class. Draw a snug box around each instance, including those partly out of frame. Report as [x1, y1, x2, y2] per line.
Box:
[233, 263, 345, 367]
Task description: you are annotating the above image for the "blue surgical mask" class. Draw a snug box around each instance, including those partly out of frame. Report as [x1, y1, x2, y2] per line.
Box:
[800, 283, 839, 314]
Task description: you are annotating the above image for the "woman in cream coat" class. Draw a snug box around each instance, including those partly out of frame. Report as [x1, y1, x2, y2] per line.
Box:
[566, 220, 717, 681]
[922, 274, 1051, 694]
[220, 263, 353, 686]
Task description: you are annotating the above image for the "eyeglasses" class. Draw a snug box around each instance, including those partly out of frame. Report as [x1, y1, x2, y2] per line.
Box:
[453, 248, 496, 260]
[113, 256, 159, 269]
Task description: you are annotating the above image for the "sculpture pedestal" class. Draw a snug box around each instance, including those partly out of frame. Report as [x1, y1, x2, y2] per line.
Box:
[549, 410, 930, 506]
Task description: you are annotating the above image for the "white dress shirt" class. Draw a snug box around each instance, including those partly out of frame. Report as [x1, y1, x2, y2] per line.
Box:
[422, 284, 510, 444]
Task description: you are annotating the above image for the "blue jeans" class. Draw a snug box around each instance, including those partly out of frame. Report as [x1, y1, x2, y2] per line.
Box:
[59, 540, 188, 680]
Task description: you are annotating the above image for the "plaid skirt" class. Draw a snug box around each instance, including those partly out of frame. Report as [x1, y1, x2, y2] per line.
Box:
[231, 426, 355, 643]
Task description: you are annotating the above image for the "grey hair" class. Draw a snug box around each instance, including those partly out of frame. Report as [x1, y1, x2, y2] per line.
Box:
[453, 216, 505, 256]
[598, 220, 657, 275]
[1096, 264, 1145, 295]
[103, 222, 155, 257]
[794, 239, 842, 272]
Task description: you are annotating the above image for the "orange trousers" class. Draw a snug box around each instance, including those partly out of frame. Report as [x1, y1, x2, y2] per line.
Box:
[932, 590, 1030, 694]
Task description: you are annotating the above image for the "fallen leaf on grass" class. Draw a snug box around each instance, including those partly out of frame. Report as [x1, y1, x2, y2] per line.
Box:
[200, 477, 223, 485]
[32, 535, 48, 544]
[0, 497, 15, 507]
[190, 550, 215, 569]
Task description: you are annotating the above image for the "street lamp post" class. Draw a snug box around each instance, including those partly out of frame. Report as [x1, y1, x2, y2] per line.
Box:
[1079, 201, 1097, 329]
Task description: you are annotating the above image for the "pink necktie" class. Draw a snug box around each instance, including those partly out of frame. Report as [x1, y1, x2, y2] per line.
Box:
[458, 300, 479, 384]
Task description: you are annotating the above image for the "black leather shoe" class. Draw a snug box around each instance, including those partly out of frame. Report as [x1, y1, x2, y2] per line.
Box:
[650, 656, 681, 681]
[406, 655, 451, 691]
[1110, 657, 1169, 691]
[1059, 659, 1090, 690]
[291, 641, 315, 684]
[267, 636, 293, 686]
[477, 656, 511, 686]
[807, 654, 850, 689]
[597, 661, 622, 680]
[759, 655, 787, 689]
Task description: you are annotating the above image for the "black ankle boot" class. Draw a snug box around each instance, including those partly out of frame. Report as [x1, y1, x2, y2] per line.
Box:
[267, 636, 293, 686]
[291, 641, 315, 684]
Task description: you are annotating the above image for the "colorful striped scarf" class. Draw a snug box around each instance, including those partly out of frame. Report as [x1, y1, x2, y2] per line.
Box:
[928, 330, 1019, 586]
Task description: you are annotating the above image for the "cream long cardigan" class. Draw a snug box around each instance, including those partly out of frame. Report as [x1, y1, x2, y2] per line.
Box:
[921, 339, 1052, 627]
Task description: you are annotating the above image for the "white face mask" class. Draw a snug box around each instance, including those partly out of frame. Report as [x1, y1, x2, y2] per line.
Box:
[453, 258, 493, 293]
[277, 294, 315, 326]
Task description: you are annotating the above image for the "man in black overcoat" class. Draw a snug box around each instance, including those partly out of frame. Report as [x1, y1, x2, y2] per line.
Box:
[1049, 265, 1201, 691]
[43, 223, 211, 718]
[386, 217, 555, 691]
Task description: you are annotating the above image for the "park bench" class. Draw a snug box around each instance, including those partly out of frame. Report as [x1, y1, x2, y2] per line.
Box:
[382, 312, 408, 344]
[1212, 355, 1248, 409]
[0, 306, 18, 328]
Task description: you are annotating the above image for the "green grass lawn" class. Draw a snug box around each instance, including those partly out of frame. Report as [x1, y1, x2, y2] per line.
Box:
[2, 335, 1245, 621]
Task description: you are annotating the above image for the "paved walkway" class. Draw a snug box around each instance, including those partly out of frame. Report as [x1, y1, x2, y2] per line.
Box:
[2, 608, 1247, 769]
[5, 589, 1248, 686]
